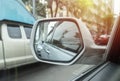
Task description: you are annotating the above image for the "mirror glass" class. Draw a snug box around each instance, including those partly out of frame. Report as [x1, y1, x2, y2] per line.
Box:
[34, 20, 83, 62]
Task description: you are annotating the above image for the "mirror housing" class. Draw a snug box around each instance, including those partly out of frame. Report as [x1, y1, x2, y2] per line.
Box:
[31, 17, 106, 65]
[30, 17, 86, 65]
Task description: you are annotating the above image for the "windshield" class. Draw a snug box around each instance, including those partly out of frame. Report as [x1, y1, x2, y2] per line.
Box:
[0, 0, 118, 81]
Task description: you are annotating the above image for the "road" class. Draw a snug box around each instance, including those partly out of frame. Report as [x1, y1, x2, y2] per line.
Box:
[0, 62, 94, 81]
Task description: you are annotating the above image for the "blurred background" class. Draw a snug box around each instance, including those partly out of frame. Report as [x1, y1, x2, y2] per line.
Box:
[21, 0, 120, 45]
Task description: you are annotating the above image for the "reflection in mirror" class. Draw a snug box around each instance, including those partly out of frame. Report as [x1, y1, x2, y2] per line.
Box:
[34, 20, 83, 62]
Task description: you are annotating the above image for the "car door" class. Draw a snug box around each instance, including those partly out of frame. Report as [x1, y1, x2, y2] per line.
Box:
[23, 26, 37, 63]
[2, 24, 26, 68]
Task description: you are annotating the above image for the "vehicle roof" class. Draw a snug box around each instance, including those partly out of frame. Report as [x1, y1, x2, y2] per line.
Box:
[0, 0, 35, 25]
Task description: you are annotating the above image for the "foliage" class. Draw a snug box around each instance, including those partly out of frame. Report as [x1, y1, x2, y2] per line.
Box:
[22, 0, 46, 18]
[36, 0, 46, 17]
[22, 0, 114, 35]
[58, 0, 114, 35]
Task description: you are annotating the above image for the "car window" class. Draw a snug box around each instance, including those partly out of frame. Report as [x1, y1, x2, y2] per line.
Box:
[24, 27, 32, 39]
[7, 25, 22, 39]
[52, 21, 82, 53]
[35, 22, 45, 43]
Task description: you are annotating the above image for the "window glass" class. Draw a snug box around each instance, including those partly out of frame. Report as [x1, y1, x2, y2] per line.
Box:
[46, 22, 55, 43]
[46, 30, 54, 43]
[35, 26, 40, 42]
[52, 21, 81, 53]
[24, 27, 32, 39]
[7, 25, 22, 38]
[35, 22, 46, 44]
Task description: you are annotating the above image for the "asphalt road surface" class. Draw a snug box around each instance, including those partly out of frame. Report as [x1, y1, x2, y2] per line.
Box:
[0, 62, 94, 81]
[0, 54, 102, 81]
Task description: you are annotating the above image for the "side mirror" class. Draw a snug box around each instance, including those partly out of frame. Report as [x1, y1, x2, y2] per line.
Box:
[31, 18, 85, 65]
[31, 18, 84, 65]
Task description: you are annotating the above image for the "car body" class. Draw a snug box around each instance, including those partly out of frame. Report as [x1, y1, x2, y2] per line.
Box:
[94, 34, 110, 45]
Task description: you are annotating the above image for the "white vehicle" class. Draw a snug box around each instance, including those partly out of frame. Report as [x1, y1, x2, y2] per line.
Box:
[0, 0, 37, 70]
[0, 21, 37, 70]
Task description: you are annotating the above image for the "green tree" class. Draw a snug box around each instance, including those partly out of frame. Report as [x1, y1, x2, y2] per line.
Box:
[61, 0, 114, 35]
[22, 0, 46, 18]
[36, 0, 46, 17]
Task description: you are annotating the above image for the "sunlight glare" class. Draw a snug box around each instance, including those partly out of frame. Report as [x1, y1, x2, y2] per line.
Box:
[114, 0, 120, 15]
